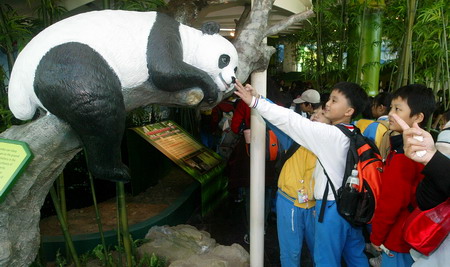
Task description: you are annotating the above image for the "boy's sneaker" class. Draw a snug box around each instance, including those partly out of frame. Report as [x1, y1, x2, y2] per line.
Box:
[365, 243, 381, 257]
[369, 255, 382, 267]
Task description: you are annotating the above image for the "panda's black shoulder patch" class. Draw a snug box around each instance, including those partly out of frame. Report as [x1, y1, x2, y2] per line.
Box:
[146, 12, 219, 103]
[147, 13, 182, 70]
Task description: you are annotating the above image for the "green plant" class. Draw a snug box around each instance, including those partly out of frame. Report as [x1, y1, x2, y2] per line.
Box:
[137, 253, 167, 267]
[126, 105, 164, 127]
[87, 167, 110, 266]
[92, 244, 115, 266]
[114, 0, 166, 11]
[50, 186, 81, 267]
[55, 249, 67, 267]
[0, 4, 34, 74]
[27, 0, 67, 28]
[0, 95, 13, 132]
[116, 182, 133, 266]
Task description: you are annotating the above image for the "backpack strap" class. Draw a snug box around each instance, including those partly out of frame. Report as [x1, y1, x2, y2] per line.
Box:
[275, 142, 301, 175]
[317, 124, 357, 223]
[378, 119, 389, 131]
[335, 124, 358, 167]
[318, 159, 338, 223]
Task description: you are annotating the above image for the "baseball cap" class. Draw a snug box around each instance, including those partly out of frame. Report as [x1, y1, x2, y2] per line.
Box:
[293, 89, 320, 104]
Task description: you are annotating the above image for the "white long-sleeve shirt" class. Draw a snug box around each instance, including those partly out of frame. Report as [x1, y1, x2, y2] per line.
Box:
[254, 98, 350, 200]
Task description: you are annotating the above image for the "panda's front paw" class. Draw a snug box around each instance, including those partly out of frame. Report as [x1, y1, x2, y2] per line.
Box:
[203, 89, 218, 104]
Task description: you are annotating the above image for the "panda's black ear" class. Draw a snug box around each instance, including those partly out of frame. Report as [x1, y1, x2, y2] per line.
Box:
[201, 21, 220, 35]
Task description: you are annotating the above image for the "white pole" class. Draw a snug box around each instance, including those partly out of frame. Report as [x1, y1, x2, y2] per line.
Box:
[249, 69, 267, 266]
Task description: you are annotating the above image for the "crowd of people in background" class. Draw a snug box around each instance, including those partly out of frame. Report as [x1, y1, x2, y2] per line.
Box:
[199, 75, 449, 267]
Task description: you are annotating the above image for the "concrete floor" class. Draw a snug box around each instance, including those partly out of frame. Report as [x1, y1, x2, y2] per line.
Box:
[186, 194, 314, 267]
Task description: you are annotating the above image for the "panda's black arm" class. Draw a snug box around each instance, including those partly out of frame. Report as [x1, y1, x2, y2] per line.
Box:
[146, 13, 218, 103]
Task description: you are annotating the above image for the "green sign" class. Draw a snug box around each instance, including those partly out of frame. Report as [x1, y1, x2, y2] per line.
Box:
[0, 138, 33, 203]
[132, 121, 228, 215]
[132, 121, 222, 182]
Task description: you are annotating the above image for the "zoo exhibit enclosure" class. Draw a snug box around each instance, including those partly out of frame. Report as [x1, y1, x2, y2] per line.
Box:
[41, 120, 228, 259]
[130, 120, 228, 216]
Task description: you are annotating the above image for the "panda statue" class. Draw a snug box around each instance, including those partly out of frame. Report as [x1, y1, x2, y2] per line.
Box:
[8, 10, 239, 182]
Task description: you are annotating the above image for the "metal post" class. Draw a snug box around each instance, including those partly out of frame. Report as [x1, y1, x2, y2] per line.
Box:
[249, 70, 267, 266]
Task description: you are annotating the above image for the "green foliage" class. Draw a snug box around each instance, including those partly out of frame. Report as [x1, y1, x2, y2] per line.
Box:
[0, 95, 13, 132]
[137, 253, 167, 267]
[81, 241, 166, 267]
[274, 0, 352, 89]
[55, 249, 67, 267]
[126, 105, 164, 127]
[27, 0, 67, 28]
[92, 244, 115, 266]
[114, 0, 166, 11]
[270, 0, 449, 99]
[0, 4, 34, 51]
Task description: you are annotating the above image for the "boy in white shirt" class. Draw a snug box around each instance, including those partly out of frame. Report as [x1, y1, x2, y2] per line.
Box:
[235, 80, 370, 267]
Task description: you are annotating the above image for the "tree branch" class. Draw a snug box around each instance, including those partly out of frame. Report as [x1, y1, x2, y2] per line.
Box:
[234, 3, 251, 38]
[264, 10, 315, 38]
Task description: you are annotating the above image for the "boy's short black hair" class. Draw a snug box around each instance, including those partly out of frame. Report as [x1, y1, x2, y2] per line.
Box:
[392, 84, 436, 127]
[311, 102, 322, 110]
[373, 92, 392, 109]
[332, 82, 369, 120]
[444, 110, 450, 122]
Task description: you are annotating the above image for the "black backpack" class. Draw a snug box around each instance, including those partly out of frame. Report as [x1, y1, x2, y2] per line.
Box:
[318, 125, 383, 227]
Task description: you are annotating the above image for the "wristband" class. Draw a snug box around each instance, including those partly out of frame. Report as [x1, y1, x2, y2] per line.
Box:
[249, 95, 260, 108]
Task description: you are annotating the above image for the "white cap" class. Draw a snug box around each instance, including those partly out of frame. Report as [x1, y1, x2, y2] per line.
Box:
[293, 89, 321, 104]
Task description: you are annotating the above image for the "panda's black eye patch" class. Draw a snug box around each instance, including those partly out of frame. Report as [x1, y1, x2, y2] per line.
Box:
[218, 54, 230, 69]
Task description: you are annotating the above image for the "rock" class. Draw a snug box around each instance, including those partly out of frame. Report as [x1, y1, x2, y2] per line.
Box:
[137, 225, 249, 267]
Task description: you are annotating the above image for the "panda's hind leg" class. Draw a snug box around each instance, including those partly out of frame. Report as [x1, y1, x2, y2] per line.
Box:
[34, 42, 130, 182]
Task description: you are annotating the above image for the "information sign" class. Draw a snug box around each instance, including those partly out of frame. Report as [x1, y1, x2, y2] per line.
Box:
[132, 120, 222, 182]
[0, 138, 33, 203]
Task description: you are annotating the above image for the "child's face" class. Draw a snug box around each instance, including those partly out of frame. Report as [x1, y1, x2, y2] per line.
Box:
[311, 106, 331, 124]
[371, 103, 387, 118]
[388, 97, 423, 132]
[324, 90, 353, 124]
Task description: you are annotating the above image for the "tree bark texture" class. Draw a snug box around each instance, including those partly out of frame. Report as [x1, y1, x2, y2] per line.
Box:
[233, 0, 314, 84]
[0, 1, 314, 265]
[0, 116, 80, 266]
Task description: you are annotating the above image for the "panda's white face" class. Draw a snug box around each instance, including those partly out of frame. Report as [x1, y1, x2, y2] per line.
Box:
[193, 34, 238, 92]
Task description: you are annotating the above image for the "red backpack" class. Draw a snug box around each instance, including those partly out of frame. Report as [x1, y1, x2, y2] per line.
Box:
[319, 125, 383, 226]
[403, 198, 450, 256]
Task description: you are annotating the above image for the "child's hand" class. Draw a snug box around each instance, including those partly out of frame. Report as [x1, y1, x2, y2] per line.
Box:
[391, 114, 436, 165]
[371, 243, 382, 252]
[234, 80, 258, 106]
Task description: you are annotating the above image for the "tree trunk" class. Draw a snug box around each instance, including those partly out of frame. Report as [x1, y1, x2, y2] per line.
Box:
[338, 0, 347, 71]
[315, 0, 323, 89]
[346, 2, 362, 83]
[0, 116, 80, 267]
[395, 0, 417, 89]
[232, 0, 314, 84]
[357, 0, 384, 96]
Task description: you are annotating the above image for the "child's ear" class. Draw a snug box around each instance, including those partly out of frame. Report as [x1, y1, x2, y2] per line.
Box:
[345, 107, 355, 118]
[412, 112, 425, 125]
[379, 105, 387, 114]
